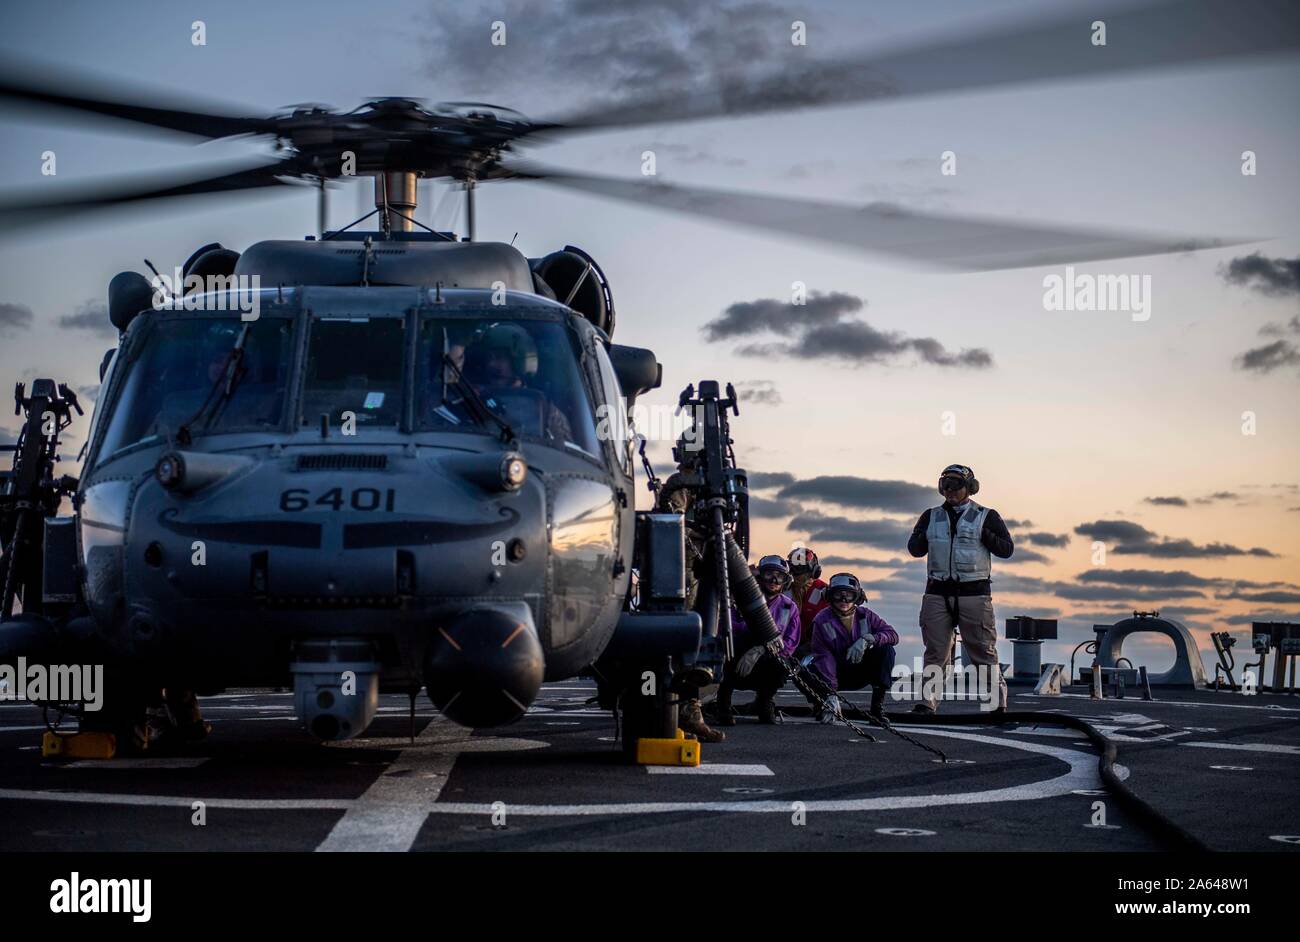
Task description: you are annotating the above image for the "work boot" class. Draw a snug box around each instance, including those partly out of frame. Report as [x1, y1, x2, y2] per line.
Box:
[869, 686, 886, 720]
[149, 689, 212, 749]
[709, 686, 737, 727]
[679, 697, 725, 743]
[755, 696, 779, 725]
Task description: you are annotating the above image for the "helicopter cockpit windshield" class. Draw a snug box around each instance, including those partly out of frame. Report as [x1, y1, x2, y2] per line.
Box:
[96, 316, 295, 461]
[90, 311, 602, 464]
[301, 316, 406, 428]
[416, 317, 600, 456]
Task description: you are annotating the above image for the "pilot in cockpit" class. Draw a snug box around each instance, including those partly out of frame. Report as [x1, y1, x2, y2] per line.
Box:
[436, 323, 573, 445]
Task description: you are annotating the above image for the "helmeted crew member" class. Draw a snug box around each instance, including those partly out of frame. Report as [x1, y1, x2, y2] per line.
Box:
[461, 322, 573, 444]
[787, 546, 828, 654]
[907, 463, 1013, 714]
[809, 573, 899, 722]
[713, 555, 801, 726]
[656, 439, 726, 744]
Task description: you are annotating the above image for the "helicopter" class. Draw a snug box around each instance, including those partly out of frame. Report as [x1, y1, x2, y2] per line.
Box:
[0, 0, 1295, 753]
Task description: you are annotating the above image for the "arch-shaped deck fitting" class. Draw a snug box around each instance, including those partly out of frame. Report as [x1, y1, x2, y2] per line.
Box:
[1096, 615, 1208, 687]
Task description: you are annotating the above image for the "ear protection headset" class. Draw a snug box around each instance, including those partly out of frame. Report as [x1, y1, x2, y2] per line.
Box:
[787, 546, 822, 579]
[939, 463, 980, 496]
[826, 572, 866, 605]
[756, 554, 793, 589]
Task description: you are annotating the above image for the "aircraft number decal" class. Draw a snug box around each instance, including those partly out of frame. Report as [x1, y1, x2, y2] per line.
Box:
[279, 487, 396, 512]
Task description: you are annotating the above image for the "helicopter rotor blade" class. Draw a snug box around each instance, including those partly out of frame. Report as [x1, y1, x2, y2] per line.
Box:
[0, 59, 274, 138]
[535, 0, 1300, 133]
[0, 158, 307, 227]
[508, 163, 1251, 271]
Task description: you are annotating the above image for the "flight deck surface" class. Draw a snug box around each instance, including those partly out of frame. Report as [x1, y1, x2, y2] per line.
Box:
[2, 683, 1296, 852]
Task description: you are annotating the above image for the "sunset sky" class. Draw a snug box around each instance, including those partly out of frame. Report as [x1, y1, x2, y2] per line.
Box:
[1, 0, 1297, 675]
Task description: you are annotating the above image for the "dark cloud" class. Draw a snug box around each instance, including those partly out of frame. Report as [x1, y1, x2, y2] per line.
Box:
[702, 291, 862, 341]
[1002, 548, 1050, 564]
[1143, 496, 1188, 507]
[746, 471, 796, 490]
[795, 319, 993, 367]
[1217, 589, 1300, 605]
[0, 301, 33, 335]
[1194, 491, 1240, 504]
[991, 573, 1052, 595]
[747, 494, 801, 519]
[1258, 315, 1300, 337]
[787, 511, 913, 551]
[820, 556, 907, 569]
[733, 379, 781, 406]
[1053, 583, 1206, 602]
[421, 0, 792, 117]
[1003, 518, 1033, 529]
[1077, 568, 1219, 589]
[0, 426, 17, 446]
[1022, 531, 1069, 548]
[1235, 339, 1300, 374]
[1221, 253, 1300, 298]
[777, 475, 932, 513]
[702, 290, 992, 369]
[1073, 520, 1277, 558]
[58, 300, 116, 338]
[1224, 611, 1300, 626]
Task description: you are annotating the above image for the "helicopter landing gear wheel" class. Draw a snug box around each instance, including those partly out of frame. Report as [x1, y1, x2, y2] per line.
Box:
[618, 681, 679, 760]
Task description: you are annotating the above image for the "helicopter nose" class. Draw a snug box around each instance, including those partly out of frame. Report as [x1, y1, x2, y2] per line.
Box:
[425, 608, 544, 728]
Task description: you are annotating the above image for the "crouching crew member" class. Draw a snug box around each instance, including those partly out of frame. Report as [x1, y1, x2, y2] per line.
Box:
[714, 555, 802, 726]
[787, 546, 828, 657]
[907, 463, 1013, 714]
[809, 573, 899, 722]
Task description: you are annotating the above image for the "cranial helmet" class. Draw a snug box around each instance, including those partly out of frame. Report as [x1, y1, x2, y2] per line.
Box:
[474, 322, 539, 379]
[826, 572, 866, 606]
[787, 546, 822, 578]
[756, 554, 792, 589]
[939, 463, 979, 496]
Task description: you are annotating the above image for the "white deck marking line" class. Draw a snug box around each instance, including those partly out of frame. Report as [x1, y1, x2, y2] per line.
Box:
[647, 763, 774, 776]
[1054, 693, 1300, 713]
[1092, 726, 1190, 743]
[424, 727, 1097, 817]
[315, 716, 463, 852]
[1003, 727, 1088, 740]
[0, 788, 350, 810]
[0, 729, 1098, 820]
[1181, 741, 1300, 755]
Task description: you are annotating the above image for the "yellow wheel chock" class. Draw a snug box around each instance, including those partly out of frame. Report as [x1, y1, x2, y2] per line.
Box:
[635, 728, 701, 767]
[41, 730, 118, 760]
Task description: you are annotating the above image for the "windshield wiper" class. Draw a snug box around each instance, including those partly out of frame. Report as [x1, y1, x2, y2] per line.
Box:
[177, 322, 252, 446]
[442, 352, 516, 444]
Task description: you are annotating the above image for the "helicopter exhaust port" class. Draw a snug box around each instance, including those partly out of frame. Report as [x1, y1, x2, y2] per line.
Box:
[425, 608, 544, 729]
[289, 639, 381, 741]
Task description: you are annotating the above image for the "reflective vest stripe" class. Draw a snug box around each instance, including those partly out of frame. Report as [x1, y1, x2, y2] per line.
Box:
[926, 501, 992, 582]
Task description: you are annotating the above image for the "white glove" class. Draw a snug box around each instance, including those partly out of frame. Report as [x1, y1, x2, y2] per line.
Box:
[735, 645, 765, 678]
[818, 695, 841, 724]
[847, 634, 876, 664]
